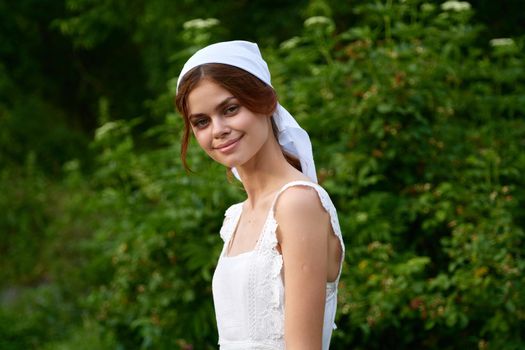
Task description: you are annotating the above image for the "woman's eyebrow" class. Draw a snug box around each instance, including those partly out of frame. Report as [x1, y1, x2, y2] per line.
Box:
[189, 96, 236, 120]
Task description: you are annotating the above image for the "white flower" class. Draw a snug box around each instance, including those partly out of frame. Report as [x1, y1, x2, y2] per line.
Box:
[95, 121, 120, 140]
[441, 1, 471, 12]
[280, 37, 301, 50]
[304, 16, 332, 27]
[183, 18, 219, 30]
[489, 38, 515, 47]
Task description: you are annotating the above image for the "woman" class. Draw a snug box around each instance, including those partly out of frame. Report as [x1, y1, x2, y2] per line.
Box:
[175, 40, 344, 350]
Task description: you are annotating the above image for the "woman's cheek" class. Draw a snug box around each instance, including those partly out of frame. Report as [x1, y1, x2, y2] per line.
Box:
[193, 130, 210, 150]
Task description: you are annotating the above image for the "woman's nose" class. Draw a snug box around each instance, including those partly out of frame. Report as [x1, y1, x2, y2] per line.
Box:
[212, 117, 231, 138]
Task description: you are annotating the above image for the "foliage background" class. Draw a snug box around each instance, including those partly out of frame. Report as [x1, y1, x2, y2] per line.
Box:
[1, 0, 524, 349]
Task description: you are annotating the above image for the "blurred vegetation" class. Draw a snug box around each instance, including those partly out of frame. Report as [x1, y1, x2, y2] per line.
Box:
[1, 0, 524, 349]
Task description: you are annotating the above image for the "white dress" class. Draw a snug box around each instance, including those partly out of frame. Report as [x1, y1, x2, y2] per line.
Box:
[212, 181, 345, 349]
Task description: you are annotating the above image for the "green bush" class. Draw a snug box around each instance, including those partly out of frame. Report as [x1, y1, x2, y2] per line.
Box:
[270, 2, 525, 349]
[0, 159, 51, 286]
[77, 2, 524, 348]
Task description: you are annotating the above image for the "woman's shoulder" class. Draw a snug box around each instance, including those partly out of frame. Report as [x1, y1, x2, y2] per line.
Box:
[272, 180, 345, 258]
[276, 181, 323, 205]
[272, 182, 333, 249]
[272, 180, 342, 236]
[273, 180, 333, 214]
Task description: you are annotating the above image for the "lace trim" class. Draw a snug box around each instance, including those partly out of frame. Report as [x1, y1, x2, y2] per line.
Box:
[219, 203, 242, 243]
[252, 181, 345, 342]
[251, 216, 284, 341]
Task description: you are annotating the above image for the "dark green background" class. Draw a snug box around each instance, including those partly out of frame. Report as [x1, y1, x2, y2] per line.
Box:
[1, 0, 524, 349]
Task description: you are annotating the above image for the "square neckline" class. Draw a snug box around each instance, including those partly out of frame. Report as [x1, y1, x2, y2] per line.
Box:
[222, 180, 318, 258]
[222, 200, 269, 258]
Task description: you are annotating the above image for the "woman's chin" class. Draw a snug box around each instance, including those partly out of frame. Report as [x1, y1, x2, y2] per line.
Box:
[210, 156, 243, 169]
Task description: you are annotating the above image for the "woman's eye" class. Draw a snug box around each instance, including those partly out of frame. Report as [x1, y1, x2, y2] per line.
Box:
[192, 118, 209, 129]
[224, 105, 239, 115]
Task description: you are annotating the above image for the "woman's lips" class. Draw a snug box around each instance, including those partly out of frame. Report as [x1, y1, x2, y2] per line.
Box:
[215, 136, 242, 153]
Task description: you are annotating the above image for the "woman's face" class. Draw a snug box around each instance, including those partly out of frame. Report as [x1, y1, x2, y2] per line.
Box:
[187, 79, 271, 168]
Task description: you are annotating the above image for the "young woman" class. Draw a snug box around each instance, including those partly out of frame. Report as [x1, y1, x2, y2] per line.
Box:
[175, 41, 345, 350]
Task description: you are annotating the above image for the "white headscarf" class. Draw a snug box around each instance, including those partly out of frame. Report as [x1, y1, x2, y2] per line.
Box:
[176, 40, 317, 183]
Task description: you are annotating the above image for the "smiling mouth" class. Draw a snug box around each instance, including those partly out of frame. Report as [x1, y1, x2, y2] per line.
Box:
[214, 136, 242, 152]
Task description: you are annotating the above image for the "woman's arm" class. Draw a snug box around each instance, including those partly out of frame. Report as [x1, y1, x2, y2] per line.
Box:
[275, 186, 330, 350]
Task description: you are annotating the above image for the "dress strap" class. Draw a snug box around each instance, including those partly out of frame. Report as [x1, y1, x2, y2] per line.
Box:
[266, 181, 346, 282]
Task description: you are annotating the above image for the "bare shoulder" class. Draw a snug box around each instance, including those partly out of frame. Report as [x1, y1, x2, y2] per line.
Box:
[274, 184, 328, 226]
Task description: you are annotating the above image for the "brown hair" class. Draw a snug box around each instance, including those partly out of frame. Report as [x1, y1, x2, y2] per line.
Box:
[175, 63, 301, 172]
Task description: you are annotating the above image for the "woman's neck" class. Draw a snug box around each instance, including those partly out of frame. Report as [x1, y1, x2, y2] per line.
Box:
[236, 137, 308, 209]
